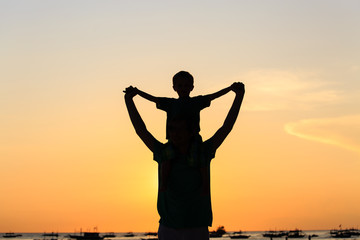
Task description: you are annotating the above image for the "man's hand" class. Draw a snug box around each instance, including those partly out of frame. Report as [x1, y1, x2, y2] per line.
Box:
[124, 86, 138, 99]
[231, 82, 245, 95]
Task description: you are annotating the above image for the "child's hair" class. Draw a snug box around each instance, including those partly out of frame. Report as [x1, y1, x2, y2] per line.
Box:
[172, 71, 194, 85]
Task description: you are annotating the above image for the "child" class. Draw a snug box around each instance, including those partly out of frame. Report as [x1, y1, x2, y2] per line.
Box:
[131, 71, 234, 193]
[135, 71, 233, 140]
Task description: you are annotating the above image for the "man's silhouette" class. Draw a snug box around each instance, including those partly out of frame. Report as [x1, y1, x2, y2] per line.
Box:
[124, 82, 245, 240]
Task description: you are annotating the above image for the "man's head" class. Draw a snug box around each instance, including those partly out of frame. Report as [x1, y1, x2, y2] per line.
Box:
[172, 71, 194, 98]
[167, 114, 196, 148]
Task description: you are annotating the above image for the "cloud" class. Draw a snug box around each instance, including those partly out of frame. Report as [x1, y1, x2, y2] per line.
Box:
[350, 65, 359, 72]
[240, 69, 343, 111]
[284, 115, 360, 154]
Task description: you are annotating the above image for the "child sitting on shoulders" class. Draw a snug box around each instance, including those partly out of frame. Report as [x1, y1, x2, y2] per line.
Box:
[128, 71, 234, 194]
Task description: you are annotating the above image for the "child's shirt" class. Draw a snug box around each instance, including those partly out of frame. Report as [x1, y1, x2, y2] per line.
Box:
[156, 96, 211, 139]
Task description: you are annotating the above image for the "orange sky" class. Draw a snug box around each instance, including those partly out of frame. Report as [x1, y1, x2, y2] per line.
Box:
[1, 0, 360, 232]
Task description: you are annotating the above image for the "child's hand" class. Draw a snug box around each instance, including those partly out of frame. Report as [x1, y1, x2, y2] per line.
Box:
[231, 82, 245, 95]
[123, 86, 138, 98]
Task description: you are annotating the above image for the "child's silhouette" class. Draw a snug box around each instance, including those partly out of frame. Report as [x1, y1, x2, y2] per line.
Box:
[133, 71, 235, 195]
[135, 71, 233, 140]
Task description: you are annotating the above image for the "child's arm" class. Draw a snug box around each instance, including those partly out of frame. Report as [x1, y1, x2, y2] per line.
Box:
[124, 86, 158, 152]
[136, 88, 159, 104]
[204, 85, 232, 101]
[208, 82, 245, 151]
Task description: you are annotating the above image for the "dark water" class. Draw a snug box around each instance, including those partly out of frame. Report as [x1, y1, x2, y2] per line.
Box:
[1, 230, 358, 240]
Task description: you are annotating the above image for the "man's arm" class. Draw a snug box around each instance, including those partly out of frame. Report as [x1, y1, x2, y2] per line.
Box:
[208, 82, 245, 151]
[124, 86, 158, 152]
[204, 85, 232, 101]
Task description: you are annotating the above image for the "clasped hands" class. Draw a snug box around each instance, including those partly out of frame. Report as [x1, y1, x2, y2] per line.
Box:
[123, 86, 139, 98]
[231, 82, 245, 95]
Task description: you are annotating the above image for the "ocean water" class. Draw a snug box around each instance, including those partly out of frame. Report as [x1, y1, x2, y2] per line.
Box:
[2, 230, 359, 240]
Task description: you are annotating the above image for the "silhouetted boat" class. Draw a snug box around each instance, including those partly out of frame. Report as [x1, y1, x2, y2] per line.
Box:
[123, 232, 134, 237]
[3, 233, 22, 238]
[263, 231, 287, 238]
[140, 236, 158, 240]
[102, 233, 115, 238]
[209, 226, 226, 238]
[144, 232, 157, 236]
[67, 232, 104, 240]
[330, 226, 360, 238]
[330, 230, 352, 238]
[287, 229, 305, 238]
[331, 231, 352, 238]
[42, 233, 58, 237]
[34, 233, 58, 240]
[230, 231, 251, 239]
[348, 228, 360, 236]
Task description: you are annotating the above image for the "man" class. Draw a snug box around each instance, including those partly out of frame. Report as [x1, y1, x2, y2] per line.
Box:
[124, 82, 245, 240]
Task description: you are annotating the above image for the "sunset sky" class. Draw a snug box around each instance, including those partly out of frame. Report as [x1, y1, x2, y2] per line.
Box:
[1, 0, 360, 233]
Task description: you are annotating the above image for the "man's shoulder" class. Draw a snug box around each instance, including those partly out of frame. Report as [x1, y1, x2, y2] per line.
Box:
[153, 141, 174, 163]
[202, 139, 216, 159]
[202, 138, 213, 148]
[154, 140, 167, 150]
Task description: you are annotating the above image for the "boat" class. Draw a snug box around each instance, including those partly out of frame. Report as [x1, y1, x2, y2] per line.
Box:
[330, 230, 352, 238]
[144, 232, 157, 236]
[348, 228, 360, 236]
[34, 232, 58, 240]
[123, 232, 134, 237]
[141, 232, 157, 240]
[67, 232, 104, 240]
[3, 233, 22, 238]
[42, 233, 58, 237]
[263, 231, 287, 238]
[287, 229, 305, 238]
[331, 231, 352, 238]
[102, 233, 115, 238]
[330, 226, 360, 238]
[230, 231, 251, 239]
[209, 226, 226, 238]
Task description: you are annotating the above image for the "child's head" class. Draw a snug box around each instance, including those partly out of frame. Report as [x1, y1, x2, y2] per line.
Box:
[172, 71, 194, 98]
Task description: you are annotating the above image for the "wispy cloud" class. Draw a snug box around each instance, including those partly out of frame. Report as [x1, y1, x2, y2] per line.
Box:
[350, 65, 360, 72]
[285, 115, 360, 154]
[240, 69, 343, 111]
